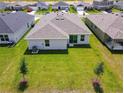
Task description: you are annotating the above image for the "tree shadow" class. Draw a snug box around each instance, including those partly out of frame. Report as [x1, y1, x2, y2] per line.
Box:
[92, 80, 104, 93]
[18, 80, 28, 92]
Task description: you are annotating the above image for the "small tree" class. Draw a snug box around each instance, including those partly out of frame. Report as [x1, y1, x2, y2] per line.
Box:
[20, 58, 28, 80]
[94, 62, 104, 79]
[19, 58, 28, 91]
[92, 62, 104, 93]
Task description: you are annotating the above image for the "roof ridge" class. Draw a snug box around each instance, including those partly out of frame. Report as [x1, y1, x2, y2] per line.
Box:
[49, 22, 69, 38]
[64, 14, 86, 31]
[105, 16, 121, 34]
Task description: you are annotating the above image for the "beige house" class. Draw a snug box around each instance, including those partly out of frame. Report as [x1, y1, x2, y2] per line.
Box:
[85, 13, 123, 50]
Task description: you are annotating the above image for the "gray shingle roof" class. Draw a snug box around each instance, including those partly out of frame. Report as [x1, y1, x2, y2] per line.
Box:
[28, 24, 67, 39]
[7, 2, 30, 7]
[75, 2, 93, 8]
[53, 1, 69, 7]
[0, 12, 34, 33]
[87, 13, 123, 40]
[37, 2, 48, 7]
[26, 12, 91, 39]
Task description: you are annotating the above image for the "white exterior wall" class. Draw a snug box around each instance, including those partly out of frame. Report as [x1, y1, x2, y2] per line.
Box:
[0, 33, 14, 44]
[114, 1, 123, 10]
[28, 39, 68, 50]
[77, 6, 84, 11]
[77, 34, 90, 44]
[37, 5, 48, 9]
[29, 6, 38, 11]
[52, 5, 69, 10]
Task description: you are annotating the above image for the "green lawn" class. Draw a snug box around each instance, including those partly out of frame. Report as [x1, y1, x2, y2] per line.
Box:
[0, 26, 122, 92]
[36, 5, 52, 15]
[69, 5, 77, 14]
[86, 9, 102, 14]
[112, 8, 123, 13]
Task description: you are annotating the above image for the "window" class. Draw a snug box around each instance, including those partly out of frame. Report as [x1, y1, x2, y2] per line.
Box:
[0, 35, 4, 41]
[45, 40, 50, 47]
[80, 35, 85, 41]
[27, 23, 29, 28]
[0, 35, 9, 41]
[4, 35, 9, 41]
[118, 42, 123, 46]
[69, 35, 77, 43]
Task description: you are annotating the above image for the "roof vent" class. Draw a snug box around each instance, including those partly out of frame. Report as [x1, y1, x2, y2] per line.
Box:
[115, 14, 118, 16]
[2, 13, 5, 16]
[7, 12, 10, 14]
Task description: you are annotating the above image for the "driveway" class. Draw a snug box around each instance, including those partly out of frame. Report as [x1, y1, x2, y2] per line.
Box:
[102, 11, 108, 14]
[78, 11, 89, 17]
[28, 11, 42, 21]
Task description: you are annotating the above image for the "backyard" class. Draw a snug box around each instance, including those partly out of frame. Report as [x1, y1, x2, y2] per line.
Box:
[0, 26, 122, 93]
[112, 8, 123, 12]
[86, 9, 102, 14]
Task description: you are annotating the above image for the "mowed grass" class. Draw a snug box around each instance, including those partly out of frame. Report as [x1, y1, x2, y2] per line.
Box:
[86, 9, 102, 14]
[0, 32, 122, 93]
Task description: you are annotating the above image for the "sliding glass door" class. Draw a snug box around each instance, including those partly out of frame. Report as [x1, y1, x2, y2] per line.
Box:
[69, 35, 77, 43]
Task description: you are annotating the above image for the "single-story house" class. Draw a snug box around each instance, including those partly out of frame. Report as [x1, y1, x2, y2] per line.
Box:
[36, 2, 49, 10]
[93, 0, 114, 10]
[85, 13, 123, 50]
[114, 0, 123, 10]
[0, 2, 7, 10]
[52, 1, 69, 11]
[7, 2, 30, 11]
[75, 2, 93, 11]
[26, 12, 91, 51]
[0, 12, 34, 44]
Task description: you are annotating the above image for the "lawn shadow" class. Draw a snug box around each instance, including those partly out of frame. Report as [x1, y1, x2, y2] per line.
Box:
[93, 83, 104, 93]
[93, 87, 104, 93]
[69, 44, 91, 48]
[92, 79, 104, 93]
[0, 43, 15, 48]
[24, 48, 68, 55]
[108, 49, 123, 54]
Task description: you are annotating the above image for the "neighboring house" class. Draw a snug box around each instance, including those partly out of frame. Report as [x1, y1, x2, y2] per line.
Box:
[52, 1, 69, 11]
[85, 13, 123, 50]
[76, 2, 93, 11]
[0, 12, 34, 44]
[26, 12, 91, 51]
[37, 2, 49, 10]
[93, 0, 114, 10]
[114, 0, 123, 10]
[7, 2, 30, 11]
[0, 2, 7, 10]
[28, 4, 38, 11]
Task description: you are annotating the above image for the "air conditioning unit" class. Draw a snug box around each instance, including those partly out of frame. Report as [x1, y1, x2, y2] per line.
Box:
[69, 44, 74, 47]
